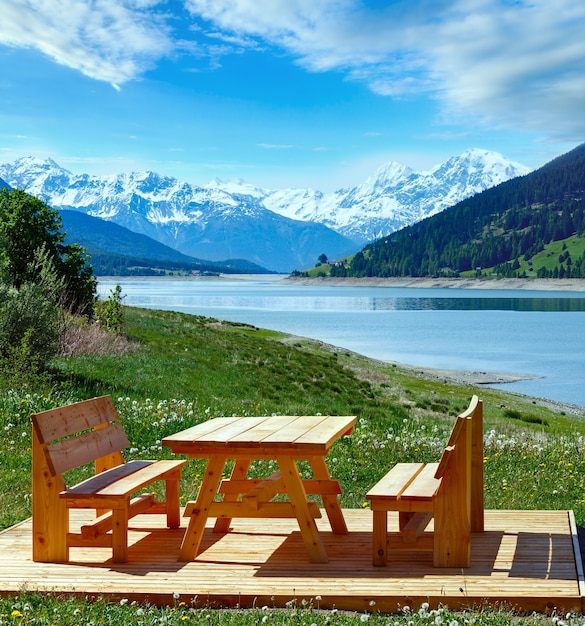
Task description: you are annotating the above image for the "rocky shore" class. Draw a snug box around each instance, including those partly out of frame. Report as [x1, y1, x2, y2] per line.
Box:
[281, 275, 585, 291]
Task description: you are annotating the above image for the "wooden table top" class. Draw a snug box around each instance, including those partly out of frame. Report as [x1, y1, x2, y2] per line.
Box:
[162, 414, 356, 456]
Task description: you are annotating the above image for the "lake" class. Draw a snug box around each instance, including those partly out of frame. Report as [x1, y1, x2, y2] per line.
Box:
[97, 277, 585, 408]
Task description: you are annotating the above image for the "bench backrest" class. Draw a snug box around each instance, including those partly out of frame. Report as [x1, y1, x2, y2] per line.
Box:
[434, 413, 468, 480]
[434, 394, 484, 531]
[31, 395, 128, 478]
[434, 395, 481, 479]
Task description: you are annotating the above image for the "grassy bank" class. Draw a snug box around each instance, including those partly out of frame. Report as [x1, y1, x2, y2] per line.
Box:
[2, 305, 585, 623]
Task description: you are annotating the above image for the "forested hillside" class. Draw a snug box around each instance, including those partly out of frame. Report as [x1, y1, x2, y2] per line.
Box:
[332, 143, 585, 279]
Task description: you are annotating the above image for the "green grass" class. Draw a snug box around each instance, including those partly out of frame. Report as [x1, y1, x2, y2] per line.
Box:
[4, 591, 580, 626]
[2, 305, 585, 623]
[520, 235, 585, 275]
[461, 233, 585, 278]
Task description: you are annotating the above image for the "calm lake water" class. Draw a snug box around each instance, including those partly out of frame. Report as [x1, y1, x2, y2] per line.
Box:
[98, 277, 585, 409]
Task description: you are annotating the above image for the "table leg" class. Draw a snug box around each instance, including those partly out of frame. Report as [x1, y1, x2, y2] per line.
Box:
[213, 458, 251, 533]
[310, 456, 348, 534]
[277, 456, 328, 563]
[178, 455, 226, 561]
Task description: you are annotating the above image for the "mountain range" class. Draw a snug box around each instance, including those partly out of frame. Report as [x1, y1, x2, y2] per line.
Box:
[0, 149, 530, 273]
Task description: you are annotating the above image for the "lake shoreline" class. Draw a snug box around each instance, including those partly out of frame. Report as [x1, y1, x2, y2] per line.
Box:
[98, 274, 585, 292]
[280, 275, 585, 292]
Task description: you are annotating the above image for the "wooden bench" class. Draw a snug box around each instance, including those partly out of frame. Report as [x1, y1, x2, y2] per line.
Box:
[31, 395, 187, 563]
[366, 395, 484, 568]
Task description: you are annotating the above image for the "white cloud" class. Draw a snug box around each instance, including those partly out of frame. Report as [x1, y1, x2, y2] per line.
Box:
[425, 0, 585, 139]
[0, 0, 172, 86]
[184, 0, 585, 141]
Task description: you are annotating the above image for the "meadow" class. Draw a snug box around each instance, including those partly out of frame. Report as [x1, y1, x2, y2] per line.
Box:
[1, 305, 585, 624]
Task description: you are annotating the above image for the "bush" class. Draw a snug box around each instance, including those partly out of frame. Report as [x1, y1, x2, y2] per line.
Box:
[95, 284, 126, 334]
[0, 248, 64, 387]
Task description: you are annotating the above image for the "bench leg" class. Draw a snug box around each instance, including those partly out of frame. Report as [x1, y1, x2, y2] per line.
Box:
[111, 507, 130, 563]
[165, 475, 182, 529]
[434, 496, 470, 568]
[32, 433, 70, 562]
[33, 500, 69, 563]
[372, 510, 388, 566]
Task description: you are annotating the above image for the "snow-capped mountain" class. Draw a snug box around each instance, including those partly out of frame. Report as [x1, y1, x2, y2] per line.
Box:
[0, 157, 357, 273]
[263, 149, 530, 241]
[0, 149, 530, 272]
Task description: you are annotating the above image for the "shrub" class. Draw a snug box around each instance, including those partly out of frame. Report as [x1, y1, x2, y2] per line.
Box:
[94, 284, 126, 334]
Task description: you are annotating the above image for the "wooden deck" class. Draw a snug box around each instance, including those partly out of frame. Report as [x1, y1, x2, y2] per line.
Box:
[1, 509, 584, 615]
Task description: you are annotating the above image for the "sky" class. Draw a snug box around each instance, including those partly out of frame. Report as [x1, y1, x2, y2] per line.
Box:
[0, 0, 584, 192]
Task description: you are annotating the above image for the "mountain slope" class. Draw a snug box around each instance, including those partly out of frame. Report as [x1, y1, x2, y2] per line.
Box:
[339, 143, 585, 279]
[60, 211, 270, 274]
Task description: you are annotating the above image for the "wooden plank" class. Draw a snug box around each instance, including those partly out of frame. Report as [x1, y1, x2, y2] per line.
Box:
[258, 415, 327, 446]
[219, 477, 342, 496]
[209, 501, 321, 519]
[227, 415, 301, 446]
[62, 460, 156, 497]
[161, 417, 237, 447]
[31, 395, 118, 443]
[400, 463, 441, 500]
[192, 417, 268, 446]
[85, 460, 185, 498]
[46, 422, 129, 476]
[283, 415, 357, 449]
[366, 463, 425, 501]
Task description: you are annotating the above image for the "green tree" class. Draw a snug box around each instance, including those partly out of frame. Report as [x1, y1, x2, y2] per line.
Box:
[0, 188, 96, 315]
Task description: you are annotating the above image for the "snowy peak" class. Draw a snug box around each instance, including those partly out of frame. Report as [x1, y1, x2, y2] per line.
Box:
[430, 148, 529, 183]
[366, 161, 414, 191]
[261, 149, 530, 241]
[1, 157, 72, 197]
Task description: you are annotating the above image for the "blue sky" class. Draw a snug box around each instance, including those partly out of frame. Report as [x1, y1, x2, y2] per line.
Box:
[0, 0, 584, 192]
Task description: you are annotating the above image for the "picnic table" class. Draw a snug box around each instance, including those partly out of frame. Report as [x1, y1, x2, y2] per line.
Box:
[162, 414, 356, 563]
